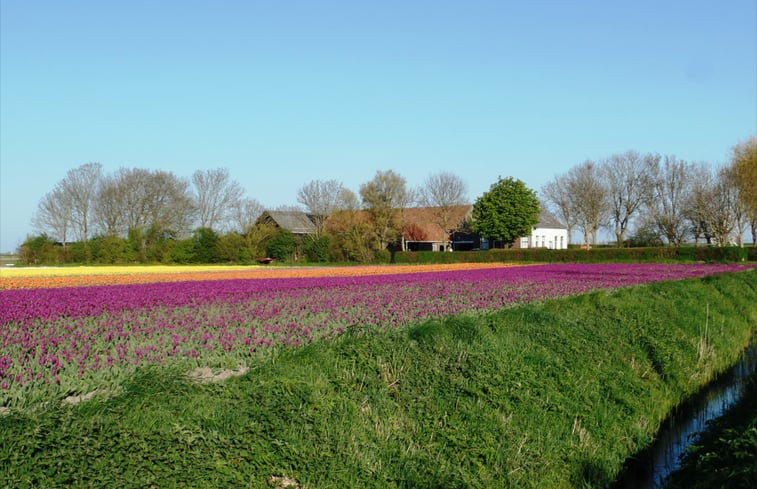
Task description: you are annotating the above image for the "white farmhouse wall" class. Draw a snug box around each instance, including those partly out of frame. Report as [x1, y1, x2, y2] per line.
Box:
[528, 227, 568, 249]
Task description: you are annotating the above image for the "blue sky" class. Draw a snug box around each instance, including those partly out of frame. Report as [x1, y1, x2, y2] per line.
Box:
[1, 0, 755, 253]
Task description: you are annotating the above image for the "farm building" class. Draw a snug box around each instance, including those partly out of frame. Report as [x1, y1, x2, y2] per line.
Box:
[256, 211, 317, 236]
[403, 205, 473, 251]
[511, 210, 569, 250]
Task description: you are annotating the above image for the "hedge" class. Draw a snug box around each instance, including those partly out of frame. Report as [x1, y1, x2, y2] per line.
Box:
[393, 246, 756, 264]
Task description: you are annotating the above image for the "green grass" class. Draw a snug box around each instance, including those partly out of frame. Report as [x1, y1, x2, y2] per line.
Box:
[1, 270, 755, 488]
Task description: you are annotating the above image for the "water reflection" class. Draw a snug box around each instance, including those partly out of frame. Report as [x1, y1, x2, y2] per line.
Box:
[615, 339, 757, 489]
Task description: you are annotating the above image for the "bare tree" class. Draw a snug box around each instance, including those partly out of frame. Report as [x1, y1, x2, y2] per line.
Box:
[418, 171, 468, 249]
[685, 163, 715, 246]
[601, 151, 652, 247]
[541, 175, 575, 244]
[192, 168, 244, 232]
[33, 185, 72, 245]
[566, 160, 608, 247]
[233, 197, 264, 233]
[359, 170, 411, 250]
[296, 179, 345, 236]
[93, 173, 127, 237]
[645, 155, 694, 246]
[105, 168, 194, 244]
[60, 163, 102, 242]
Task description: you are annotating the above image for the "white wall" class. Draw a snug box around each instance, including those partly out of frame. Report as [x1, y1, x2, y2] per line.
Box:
[528, 227, 568, 249]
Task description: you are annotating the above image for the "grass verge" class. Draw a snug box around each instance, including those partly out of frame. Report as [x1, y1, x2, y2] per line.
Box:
[1, 270, 755, 488]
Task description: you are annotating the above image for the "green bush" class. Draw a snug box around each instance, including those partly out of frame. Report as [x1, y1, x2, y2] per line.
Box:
[303, 235, 331, 262]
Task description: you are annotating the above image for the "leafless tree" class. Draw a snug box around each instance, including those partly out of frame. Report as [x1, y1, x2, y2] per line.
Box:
[60, 163, 102, 242]
[685, 163, 715, 246]
[541, 175, 576, 244]
[418, 171, 468, 249]
[645, 155, 694, 246]
[566, 160, 608, 247]
[601, 151, 652, 247]
[103, 168, 194, 242]
[33, 185, 72, 245]
[359, 170, 411, 250]
[296, 179, 346, 236]
[93, 173, 127, 237]
[337, 188, 360, 211]
[192, 168, 244, 232]
[233, 197, 264, 233]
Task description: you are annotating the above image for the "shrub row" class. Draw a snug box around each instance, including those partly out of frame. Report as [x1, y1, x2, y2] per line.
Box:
[394, 246, 757, 264]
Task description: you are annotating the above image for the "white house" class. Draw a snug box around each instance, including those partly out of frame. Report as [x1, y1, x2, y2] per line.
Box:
[512, 210, 568, 250]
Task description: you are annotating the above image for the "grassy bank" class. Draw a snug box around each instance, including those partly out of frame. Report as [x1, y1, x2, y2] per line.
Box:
[1, 270, 755, 488]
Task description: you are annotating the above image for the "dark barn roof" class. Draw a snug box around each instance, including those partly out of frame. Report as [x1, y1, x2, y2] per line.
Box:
[257, 211, 316, 235]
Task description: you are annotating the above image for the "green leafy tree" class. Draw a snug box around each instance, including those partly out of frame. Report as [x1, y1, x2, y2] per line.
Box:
[216, 232, 245, 262]
[266, 228, 296, 261]
[192, 227, 220, 263]
[303, 235, 331, 262]
[471, 177, 540, 247]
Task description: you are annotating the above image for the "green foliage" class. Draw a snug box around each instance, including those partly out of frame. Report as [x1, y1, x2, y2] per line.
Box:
[192, 227, 220, 263]
[17, 234, 60, 265]
[1, 272, 755, 488]
[266, 228, 296, 261]
[394, 246, 754, 264]
[303, 235, 331, 262]
[169, 238, 196, 264]
[88, 235, 135, 263]
[471, 176, 540, 246]
[216, 232, 246, 263]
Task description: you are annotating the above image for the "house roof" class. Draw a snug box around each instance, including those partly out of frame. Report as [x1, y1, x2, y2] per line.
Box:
[402, 205, 473, 243]
[257, 211, 316, 234]
[536, 210, 566, 230]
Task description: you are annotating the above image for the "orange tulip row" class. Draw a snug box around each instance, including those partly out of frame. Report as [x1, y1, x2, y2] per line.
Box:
[0, 263, 523, 290]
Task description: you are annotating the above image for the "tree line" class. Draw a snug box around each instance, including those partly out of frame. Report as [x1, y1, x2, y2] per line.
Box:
[21, 136, 756, 264]
[541, 137, 757, 248]
[22, 167, 473, 264]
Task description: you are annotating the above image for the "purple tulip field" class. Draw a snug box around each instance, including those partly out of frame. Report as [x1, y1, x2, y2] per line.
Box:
[0, 263, 753, 407]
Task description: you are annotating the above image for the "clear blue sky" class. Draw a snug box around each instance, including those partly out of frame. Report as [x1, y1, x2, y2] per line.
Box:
[1, 0, 755, 253]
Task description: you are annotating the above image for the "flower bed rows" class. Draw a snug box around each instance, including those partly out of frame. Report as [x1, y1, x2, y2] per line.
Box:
[1, 263, 753, 407]
[0, 263, 519, 289]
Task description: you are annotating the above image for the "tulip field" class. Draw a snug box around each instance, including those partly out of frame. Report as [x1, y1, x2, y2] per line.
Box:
[0, 262, 754, 409]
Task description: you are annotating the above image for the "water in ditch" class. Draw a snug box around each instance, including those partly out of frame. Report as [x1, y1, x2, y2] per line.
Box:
[613, 338, 757, 489]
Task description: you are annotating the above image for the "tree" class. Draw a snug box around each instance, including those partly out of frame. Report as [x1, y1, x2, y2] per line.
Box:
[60, 162, 102, 243]
[233, 197, 264, 234]
[566, 160, 608, 247]
[266, 228, 296, 261]
[703, 166, 742, 246]
[541, 175, 575, 245]
[359, 170, 411, 250]
[471, 177, 540, 246]
[192, 168, 244, 232]
[93, 173, 127, 237]
[731, 137, 757, 246]
[192, 227, 220, 263]
[645, 155, 695, 246]
[296, 179, 345, 236]
[418, 171, 468, 249]
[685, 163, 715, 246]
[33, 185, 72, 247]
[602, 151, 652, 247]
